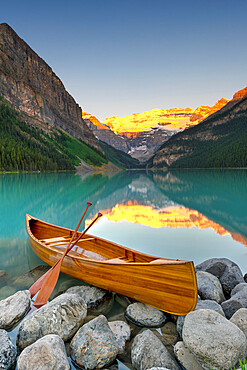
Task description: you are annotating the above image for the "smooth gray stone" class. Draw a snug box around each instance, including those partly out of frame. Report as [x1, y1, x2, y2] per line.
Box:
[196, 258, 244, 297]
[17, 334, 69, 370]
[66, 285, 113, 315]
[176, 299, 225, 338]
[196, 271, 225, 303]
[221, 287, 247, 319]
[174, 341, 203, 370]
[183, 309, 247, 370]
[125, 302, 166, 327]
[17, 292, 87, 350]
[70, 315, 118, 369]
[231, 283, 247, 296]
[131, 329, 180, 370]
[109, 320, 131, 354]
[230, 308, 247, 339]
[0, 329, 17, 369]
[160, 321, 179, 356]
[0, 290, 31, 329]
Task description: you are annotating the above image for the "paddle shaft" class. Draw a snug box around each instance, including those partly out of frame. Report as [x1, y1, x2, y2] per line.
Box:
[29, 202, 92, 298]
[33, 212, 102, 308]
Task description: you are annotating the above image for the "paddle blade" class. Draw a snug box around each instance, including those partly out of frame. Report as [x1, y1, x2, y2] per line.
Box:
[33, 260, 62, 308]
[29, 270, 50, 298]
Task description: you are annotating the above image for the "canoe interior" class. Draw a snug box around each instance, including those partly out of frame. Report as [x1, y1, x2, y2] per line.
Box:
[28, 216, 169, 263]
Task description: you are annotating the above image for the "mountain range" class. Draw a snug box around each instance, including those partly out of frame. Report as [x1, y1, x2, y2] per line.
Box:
[82, 99, 229, 162]
[0, 22, 246, 171]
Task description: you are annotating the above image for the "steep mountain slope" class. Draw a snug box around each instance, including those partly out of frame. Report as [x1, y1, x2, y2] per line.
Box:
[0, 98, 108, 171]
[0, 23, 98, 150]
[149, 88, 247, 168]
[82, 112, 130, 153]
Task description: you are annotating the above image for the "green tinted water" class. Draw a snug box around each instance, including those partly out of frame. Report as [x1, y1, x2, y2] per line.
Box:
[0, 170, 247, 287]
[0, 169, 247, 369]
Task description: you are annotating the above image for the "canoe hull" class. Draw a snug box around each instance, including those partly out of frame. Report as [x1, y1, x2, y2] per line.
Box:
[27, 215, 198, 315]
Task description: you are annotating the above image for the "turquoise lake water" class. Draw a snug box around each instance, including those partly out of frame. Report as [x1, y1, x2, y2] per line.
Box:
[0, 169, 247, 288]
[0, 169, 247, 369]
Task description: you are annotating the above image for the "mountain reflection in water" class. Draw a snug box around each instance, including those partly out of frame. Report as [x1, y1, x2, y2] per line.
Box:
[0, 169, 247, 283]
[86, 202, 247, 246]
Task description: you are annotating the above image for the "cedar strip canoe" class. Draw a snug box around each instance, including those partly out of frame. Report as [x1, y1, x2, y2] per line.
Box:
[26, 214, 198, 315]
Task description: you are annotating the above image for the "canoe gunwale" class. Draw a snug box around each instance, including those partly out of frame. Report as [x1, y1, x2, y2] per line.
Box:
[26, 214, 193, 266]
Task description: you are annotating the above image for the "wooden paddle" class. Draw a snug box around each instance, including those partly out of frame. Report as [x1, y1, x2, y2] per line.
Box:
[29, 201, 92, 298]
[33, 212, 103, 308]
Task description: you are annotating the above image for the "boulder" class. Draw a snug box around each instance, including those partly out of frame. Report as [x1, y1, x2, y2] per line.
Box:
[0, 290, 31, 329]
[176, 299, 225, 338]
[131, 329, 180, 370]
[182, 309, 247, 369]
[231, 283, 247, 296]
[244, 273, 247, 283]
[196, 258, 244, 297]
[0, 270, 8, 286]
[160, 322, 179, 356]
[66, 285, 113, 315]
[230, 308, 247, 338]
[17, 292, 87, 350]
[17, 334, 69, 370]
[13, 265, 50, 289]
[221, 285, 247, 319]
[196, 271, 225, 303]
[109, 320, 131, 354]
[70, 315, 118, 369]
[174, 341, 203, 370]
[0, 329, 17, 369]
[0, 286, 17, 301]
[125, 302, 166, 327]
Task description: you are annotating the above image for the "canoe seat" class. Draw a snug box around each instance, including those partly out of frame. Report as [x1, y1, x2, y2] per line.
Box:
[107, 258, 127, 263]
[150, 259, 165, 264]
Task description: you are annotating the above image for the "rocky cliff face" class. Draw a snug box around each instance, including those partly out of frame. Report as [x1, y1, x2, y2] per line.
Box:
[0, 23, 98, 148]
[82, 112, 173, 162]
[82, 112, 130, 153]
[150, 87, 247, 168]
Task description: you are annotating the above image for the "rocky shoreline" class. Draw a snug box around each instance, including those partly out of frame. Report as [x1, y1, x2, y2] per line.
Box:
[1, 257, 247, 370]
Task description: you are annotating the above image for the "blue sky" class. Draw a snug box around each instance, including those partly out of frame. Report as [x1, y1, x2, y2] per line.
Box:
[1, 0, 247, 120]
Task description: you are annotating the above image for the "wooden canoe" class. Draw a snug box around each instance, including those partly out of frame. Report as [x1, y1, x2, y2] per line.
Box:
[26, 214, 198, 315]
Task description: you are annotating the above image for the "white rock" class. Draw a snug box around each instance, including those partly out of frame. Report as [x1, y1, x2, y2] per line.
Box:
[0, 290, 31, 329]
[66, 284, 113, 315]
[174, 341, 203, 370]
[17, 293, 87, 350]
[17, 334, 69, 370]
[131, 329, 180, 370]
[196, 271, 225, 303]
[70, 315, 118, 369]
[125, 302, 166, 327]
[109, 320, 131, 354]
[183, 309, 247, 369]
[0, 329, 17, 369]
[230, 308, 247, 339]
